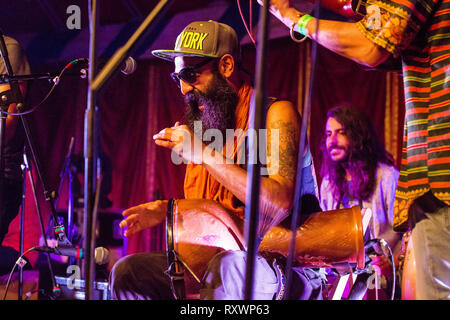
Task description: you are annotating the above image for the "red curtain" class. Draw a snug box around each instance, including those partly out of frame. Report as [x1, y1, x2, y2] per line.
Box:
[3, 37, 405, 265]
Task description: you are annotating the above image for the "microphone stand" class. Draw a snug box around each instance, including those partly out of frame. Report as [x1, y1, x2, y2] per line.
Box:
[243, 0, 269, 300]
[84, 0, 174, 300]
[18, 160, 26, 300]
[0, 73, 54, 82]
[84, 0, 99, 301]
[23, 149, 59, 297]
[54, 137, 76, 265]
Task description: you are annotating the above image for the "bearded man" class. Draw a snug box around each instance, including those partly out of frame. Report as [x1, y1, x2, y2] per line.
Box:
[321, 106, 400, 246]
[320, 106, 401, 295]
[109, 20, 322, 300]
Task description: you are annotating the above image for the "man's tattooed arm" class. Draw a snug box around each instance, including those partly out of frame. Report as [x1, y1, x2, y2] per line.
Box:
[267, 119, 299, 182]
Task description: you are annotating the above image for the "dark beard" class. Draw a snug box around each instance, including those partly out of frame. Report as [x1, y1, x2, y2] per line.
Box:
[184, 73, 238, 138]
[323, 152, 376, 202]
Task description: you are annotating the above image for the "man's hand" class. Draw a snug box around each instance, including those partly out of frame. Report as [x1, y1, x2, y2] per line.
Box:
[257, 0, 300, 28]
[119, 200, 168, 237]
[153, 122, 205, 164]
[257, 0, 290, 12]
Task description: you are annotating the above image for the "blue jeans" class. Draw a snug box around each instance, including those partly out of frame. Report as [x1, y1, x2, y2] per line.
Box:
[200, 250, 324, 300]
[412, 205, 450, 299]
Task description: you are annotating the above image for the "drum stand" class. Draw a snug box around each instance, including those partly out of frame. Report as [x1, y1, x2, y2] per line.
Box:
[327, 208, 373, 300]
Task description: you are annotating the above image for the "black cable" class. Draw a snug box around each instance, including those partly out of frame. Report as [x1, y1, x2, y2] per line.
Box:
[0, 58, 87, 116]
[2, 247, 36, 300]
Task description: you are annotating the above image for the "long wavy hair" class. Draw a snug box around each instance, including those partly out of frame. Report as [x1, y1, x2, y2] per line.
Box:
[320, 106, 394, 202]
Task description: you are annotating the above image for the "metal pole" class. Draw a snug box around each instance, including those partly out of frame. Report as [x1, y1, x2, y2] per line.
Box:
[18, 161, 26, 300]
[84, 0, 174, 300]
[284, 3, 321, 300]
[244, 0, 270, 300]
[84, 0, 99, 300]
[91, 0, 173, 92]
[24, 151, 59, 296]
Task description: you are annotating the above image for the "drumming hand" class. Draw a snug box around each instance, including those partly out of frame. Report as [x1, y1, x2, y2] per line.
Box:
[153, 122, 205, 164]
[119, 200, 167, 237]
[369, 255, 393, 279]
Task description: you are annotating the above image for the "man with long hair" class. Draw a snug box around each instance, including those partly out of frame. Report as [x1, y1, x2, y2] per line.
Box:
[320, 106, 401, 287]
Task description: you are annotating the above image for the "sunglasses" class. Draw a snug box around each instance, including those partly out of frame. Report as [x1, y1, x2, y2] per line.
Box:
[170, 58, 214, 88]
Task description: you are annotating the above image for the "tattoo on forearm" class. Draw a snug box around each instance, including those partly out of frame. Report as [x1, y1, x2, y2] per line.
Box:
[267, 120, 298, 180]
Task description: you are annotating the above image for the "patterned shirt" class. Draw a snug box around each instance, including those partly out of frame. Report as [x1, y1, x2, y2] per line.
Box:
[357, 0, 450, 231]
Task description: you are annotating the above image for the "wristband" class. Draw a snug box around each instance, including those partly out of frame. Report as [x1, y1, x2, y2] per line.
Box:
[297, 14, 314, 37]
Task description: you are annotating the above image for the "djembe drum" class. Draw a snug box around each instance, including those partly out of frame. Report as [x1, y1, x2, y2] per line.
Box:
[170, 204, 365, 298]
[259, 206, 365, 269]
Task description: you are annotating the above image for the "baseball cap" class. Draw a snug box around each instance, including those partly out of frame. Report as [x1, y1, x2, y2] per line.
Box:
[152, 20, 240, 62]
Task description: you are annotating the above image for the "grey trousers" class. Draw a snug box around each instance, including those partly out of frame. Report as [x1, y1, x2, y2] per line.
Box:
[412, 205, 450, 300]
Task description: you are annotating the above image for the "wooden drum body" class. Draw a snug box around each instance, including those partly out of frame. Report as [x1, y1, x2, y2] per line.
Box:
[174, 206, 244, 298]
[173, 204, 365, 297]
[260, 206, 365, 269]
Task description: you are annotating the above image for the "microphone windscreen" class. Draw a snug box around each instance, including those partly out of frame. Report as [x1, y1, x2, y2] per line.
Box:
[121, 57, 137, 75]
[94, 247, 110, 265]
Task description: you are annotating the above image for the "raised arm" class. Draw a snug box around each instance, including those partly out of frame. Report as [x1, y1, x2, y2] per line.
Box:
[259, 0, 391, 67]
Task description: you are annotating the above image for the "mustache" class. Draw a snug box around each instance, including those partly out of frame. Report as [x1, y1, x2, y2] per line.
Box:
[327, 145, 346, 151]
[184, 88, 209, 108]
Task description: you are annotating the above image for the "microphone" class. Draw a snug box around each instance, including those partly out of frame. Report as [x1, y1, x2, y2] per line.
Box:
[77, 56, 137, 75]
[34, 246, 110, 265]
[120, 56, 137, 75]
